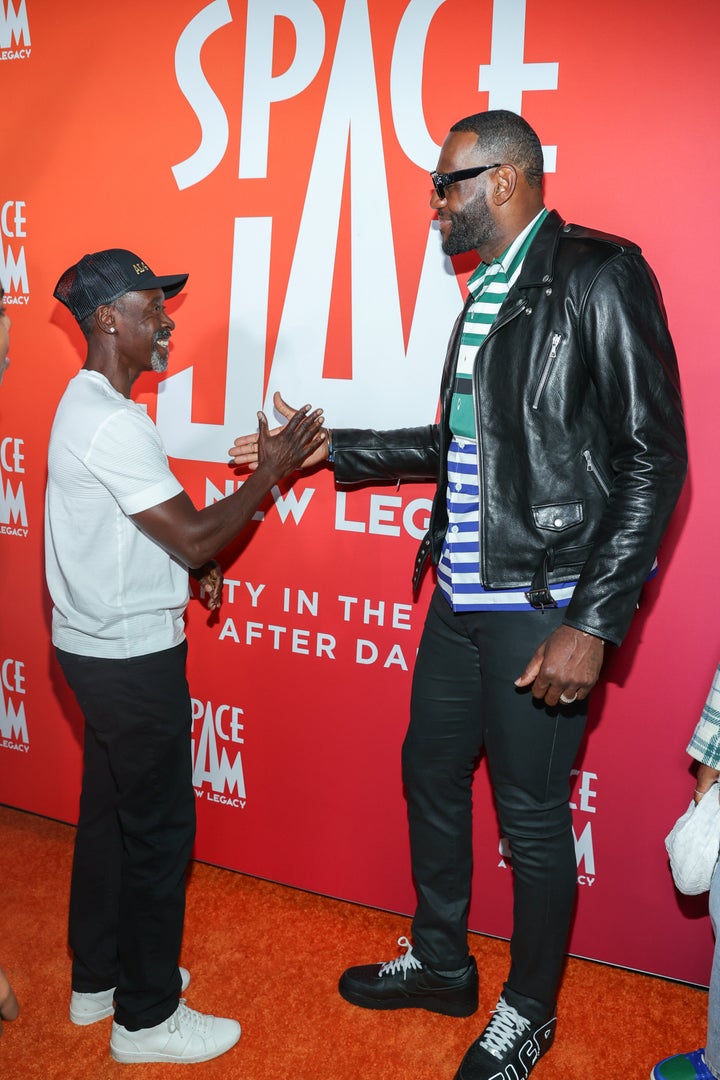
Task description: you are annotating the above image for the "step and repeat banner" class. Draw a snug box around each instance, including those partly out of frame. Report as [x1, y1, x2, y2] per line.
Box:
[1, 0, 719, 986]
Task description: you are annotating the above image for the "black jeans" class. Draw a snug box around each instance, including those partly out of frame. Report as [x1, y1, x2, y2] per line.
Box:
[404, 588, 587, 1012]
[57, 642, 195, 1030]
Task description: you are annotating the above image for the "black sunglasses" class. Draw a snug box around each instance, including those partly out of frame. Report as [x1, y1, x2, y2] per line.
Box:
[430, 163, 502, 200]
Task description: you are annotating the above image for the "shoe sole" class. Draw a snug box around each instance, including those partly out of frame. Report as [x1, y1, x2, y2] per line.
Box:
[339, 984, 478, 1018]
[110, 1031, 241, 1064]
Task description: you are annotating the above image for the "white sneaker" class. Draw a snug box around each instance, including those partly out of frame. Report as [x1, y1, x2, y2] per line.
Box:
[70, 967, 191, 1025]
[110, 1001, 241, 1064]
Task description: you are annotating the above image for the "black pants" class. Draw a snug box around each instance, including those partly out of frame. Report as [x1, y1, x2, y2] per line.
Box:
[57, 642, 196, 1030]
[404, 589, 587, 1012]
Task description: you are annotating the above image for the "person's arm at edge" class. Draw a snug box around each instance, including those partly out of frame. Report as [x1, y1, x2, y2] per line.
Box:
[689, 663, 720, 803]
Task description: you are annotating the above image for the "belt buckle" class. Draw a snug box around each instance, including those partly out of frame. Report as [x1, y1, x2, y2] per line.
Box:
[524, 587, 558, 611]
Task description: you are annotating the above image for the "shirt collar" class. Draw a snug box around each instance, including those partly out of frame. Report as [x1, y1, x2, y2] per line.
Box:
[467, 208, 547, 298]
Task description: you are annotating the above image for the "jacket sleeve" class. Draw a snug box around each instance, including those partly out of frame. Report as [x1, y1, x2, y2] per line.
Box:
[562, 251, 688, 644]
[331, 424, 440, 485]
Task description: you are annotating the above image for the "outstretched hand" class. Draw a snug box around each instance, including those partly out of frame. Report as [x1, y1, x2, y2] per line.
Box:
[254, 399, 326, 483]
[514, 624, 605, 707]
[230, 392, 330, 472]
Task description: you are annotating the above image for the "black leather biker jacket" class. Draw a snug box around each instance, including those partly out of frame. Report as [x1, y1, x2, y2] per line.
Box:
[331, 210, 687, 646]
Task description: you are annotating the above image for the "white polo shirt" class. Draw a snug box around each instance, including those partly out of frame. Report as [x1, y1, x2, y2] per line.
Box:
[45, 370, 188, 659]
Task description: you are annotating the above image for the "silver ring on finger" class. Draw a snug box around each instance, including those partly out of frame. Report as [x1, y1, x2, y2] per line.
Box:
[559, 691, 578, 705]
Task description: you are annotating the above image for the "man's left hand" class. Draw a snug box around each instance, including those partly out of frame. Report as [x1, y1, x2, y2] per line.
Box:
[514, 624, 605, 707]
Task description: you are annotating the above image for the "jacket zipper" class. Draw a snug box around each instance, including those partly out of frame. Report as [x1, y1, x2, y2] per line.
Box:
[583, 449, 611, 497]
[532, 333, 562, 410]
[472, 298, 528, 584]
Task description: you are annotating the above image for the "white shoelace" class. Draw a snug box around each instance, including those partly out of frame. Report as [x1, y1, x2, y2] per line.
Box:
[479, 998, 531, 1060]
[378, 936, 423, 980]
[167, 1001, 213, 1036]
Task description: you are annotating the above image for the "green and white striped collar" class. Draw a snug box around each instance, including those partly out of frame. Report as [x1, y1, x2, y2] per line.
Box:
[467, 207, 548, 299]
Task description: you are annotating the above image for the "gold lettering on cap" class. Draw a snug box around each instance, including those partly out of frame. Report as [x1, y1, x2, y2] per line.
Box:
[132, 262, 150, 275]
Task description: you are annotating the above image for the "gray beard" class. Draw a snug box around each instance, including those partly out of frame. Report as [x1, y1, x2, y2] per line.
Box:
[150, 348, 168, 373]
[150, 332, 169, 372]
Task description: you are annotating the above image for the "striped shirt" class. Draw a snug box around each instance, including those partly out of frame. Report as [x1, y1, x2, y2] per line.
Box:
[437, 209, 577, 613]
[450, 209, 547, 439]
[687, 664, 720, 768]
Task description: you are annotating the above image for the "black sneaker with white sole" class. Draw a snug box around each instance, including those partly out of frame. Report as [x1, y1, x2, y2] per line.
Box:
[338, 936, 478, 1018]
[454, 995, 556, 1079]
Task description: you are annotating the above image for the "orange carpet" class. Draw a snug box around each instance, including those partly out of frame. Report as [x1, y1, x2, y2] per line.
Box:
[0, 804, 707, 1079]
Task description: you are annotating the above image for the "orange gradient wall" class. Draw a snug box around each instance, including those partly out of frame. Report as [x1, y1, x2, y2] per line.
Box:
[1, 0, 719, 986]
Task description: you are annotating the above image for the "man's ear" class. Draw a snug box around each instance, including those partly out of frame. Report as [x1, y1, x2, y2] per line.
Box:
[492, 164, 518, 207]
[95, 304, 116, 336]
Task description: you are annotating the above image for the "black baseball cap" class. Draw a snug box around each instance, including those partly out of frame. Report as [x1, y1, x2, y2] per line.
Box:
[54, 248, 188, 323]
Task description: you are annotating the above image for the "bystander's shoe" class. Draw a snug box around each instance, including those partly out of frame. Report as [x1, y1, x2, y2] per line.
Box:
[651, 1050, 715, 1079]
[454, 995, 556, 1079]
[110, 1001, 241, 1064]
[70, 966, 191, 1025]
[338, 935, 478, 1017]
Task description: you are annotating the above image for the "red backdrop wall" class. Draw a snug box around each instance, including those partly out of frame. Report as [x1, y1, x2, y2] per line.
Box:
[1, 0, 719, 986]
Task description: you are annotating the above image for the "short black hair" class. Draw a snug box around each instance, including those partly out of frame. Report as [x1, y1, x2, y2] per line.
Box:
[78, 296, 124, 340]
[450, 110, 544, 188]
[78, 313, 95, 340]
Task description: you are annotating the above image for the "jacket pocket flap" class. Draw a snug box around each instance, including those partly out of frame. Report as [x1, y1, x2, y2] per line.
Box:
[532, 502, 584, 531]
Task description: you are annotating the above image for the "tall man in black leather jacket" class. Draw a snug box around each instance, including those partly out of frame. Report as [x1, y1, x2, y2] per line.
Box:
[231, 110, 687, 1080]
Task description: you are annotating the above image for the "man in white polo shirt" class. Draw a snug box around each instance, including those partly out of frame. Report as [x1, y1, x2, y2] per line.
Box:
[46, 248, 324, 1065]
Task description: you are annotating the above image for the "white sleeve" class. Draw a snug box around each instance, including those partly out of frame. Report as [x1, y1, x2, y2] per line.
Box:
[84, 406, 184, 515]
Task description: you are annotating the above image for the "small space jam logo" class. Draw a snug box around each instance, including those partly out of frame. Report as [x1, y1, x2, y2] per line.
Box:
[0, 437, 28, 539]
[0, 657, 29, 753]
[0, 1, 31, 61]
[1, 200, 29, 304]
[191, 697, 247, 809]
